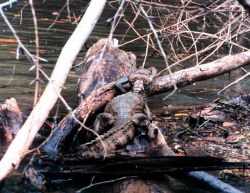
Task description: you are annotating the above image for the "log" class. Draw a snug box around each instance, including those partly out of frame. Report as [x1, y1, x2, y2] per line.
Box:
[0, 98, 25, 144]
[43, 82, 117, 158]
[188, 171, 244, 193]
[150, 51, 250, 95]
[24, 155, 248, 189]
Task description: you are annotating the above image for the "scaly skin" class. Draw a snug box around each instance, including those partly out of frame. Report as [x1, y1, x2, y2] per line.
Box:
[75, 92, 147, 159]
[63, 67, 157, 160]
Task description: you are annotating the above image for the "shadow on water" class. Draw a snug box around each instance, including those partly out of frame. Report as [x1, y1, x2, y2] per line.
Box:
[0, 1, 249, 192]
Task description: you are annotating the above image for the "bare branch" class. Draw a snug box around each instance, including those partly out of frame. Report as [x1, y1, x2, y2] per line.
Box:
[29, 0, 40, 106]
[0, 0, 107, 181]
[151, 51, 250, 95]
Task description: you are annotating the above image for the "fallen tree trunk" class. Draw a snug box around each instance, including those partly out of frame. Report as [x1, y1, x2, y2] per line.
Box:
[150, 51, 250, 94]
[77, 38, 136, 102]
[0, 0, 107, 182]
[44, 51, 250, 158]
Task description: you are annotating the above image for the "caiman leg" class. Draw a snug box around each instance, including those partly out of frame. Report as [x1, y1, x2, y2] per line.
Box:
[132, 113, 150, 127]
[93, 112, 114, 134]
[147, 123, 159, 140]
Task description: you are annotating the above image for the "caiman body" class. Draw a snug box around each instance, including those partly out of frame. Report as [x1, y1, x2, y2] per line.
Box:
[75, 91, 148, 159]
[63, 67, 157, 160]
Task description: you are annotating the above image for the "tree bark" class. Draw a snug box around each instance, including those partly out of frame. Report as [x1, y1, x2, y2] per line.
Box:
[78, 38, 136, 102]
[0, 0, 107, 181]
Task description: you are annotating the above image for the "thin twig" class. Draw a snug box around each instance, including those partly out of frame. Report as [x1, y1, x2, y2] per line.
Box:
[133, 0, 177, 99]
[142, 34, 149, 68]
[99, 0, 126, 60]
[29, 0, 40, 106]
[218, 70, 250, 94]
[47, 2, 67, 30]
[0, 1, 47, 63]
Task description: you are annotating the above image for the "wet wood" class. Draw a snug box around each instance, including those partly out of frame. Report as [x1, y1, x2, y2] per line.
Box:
[78, 38, 136, 102]
[24, 155, 248, 191]
[0, 98, 25, 144]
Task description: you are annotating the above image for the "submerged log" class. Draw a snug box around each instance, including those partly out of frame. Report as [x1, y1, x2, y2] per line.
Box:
[0, 98, 25, 144]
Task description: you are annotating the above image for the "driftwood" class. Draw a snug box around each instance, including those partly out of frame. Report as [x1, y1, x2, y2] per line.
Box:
[0, 98, 25, 144]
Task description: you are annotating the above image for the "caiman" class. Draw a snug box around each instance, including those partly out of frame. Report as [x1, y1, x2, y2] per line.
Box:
[64, 67, 157, 160]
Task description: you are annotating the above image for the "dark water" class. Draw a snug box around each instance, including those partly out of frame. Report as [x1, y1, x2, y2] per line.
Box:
[0, 1, 249, 192]
[0, 1, 249, 112]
